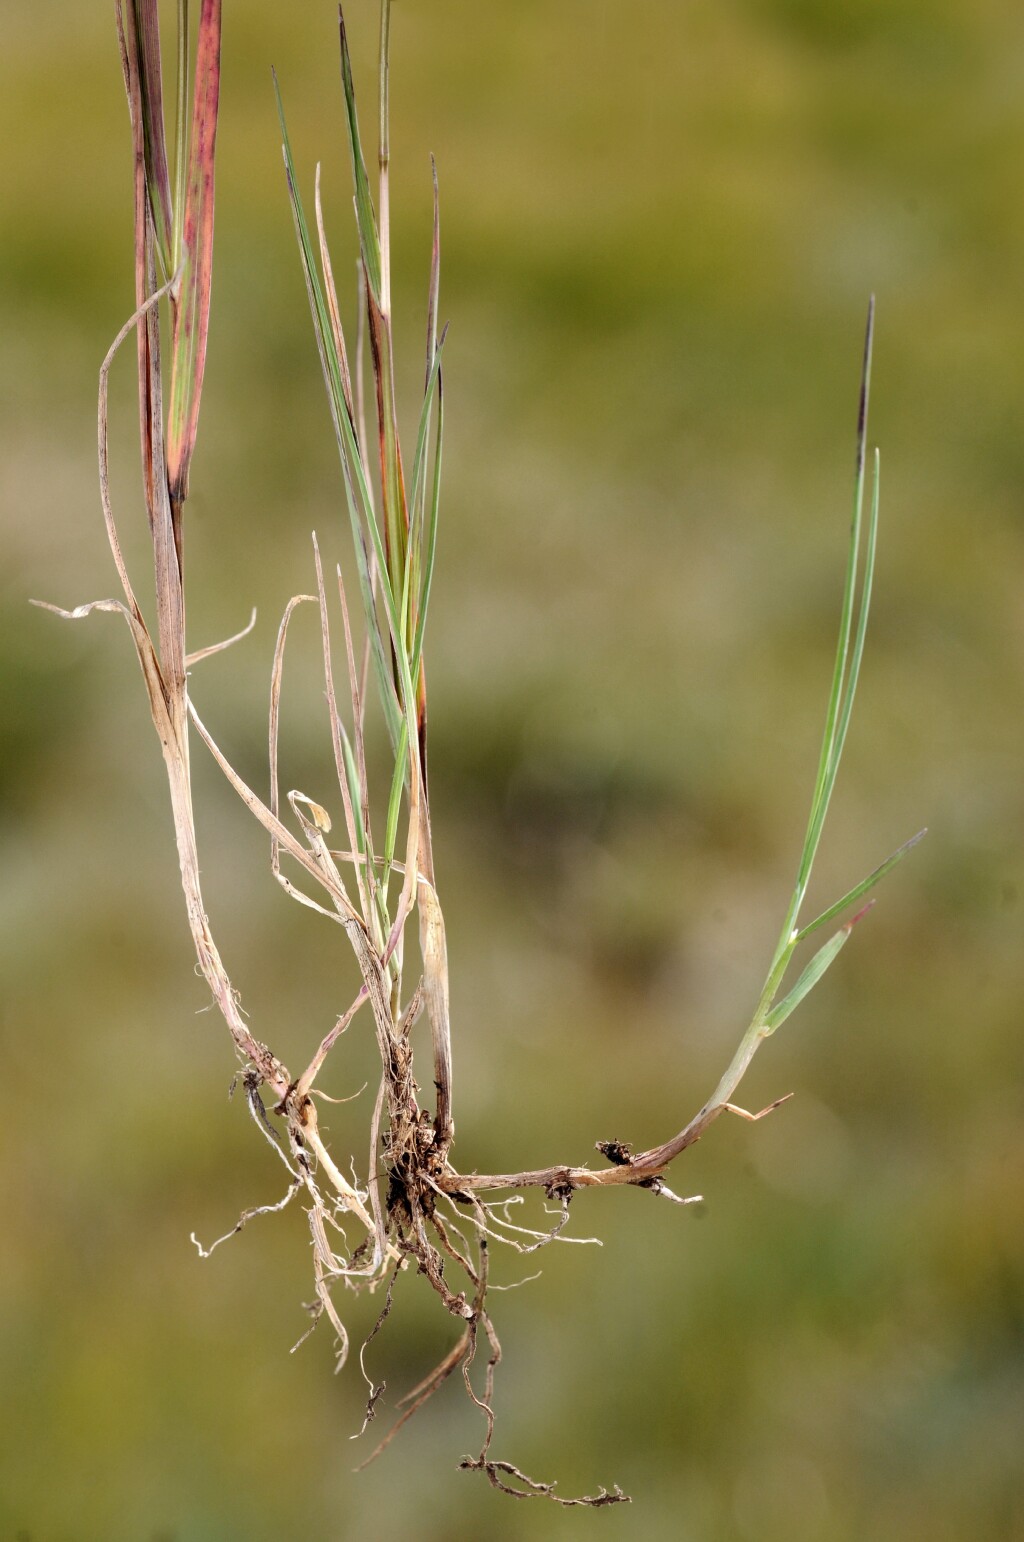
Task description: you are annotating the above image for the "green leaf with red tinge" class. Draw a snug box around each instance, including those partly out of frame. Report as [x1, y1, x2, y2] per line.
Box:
[172, 0, 191, 272]
[166, 0, 221, 506]
[128, 0, 174, 274]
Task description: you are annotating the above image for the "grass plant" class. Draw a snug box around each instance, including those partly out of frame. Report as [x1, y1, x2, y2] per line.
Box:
[36, 0, 921, 1507]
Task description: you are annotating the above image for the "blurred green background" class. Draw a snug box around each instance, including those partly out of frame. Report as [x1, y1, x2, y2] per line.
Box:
[3, 1, 1022, 1537]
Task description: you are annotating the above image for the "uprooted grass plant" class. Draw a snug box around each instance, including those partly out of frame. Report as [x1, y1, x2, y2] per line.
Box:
[37, 0, 922, 1507]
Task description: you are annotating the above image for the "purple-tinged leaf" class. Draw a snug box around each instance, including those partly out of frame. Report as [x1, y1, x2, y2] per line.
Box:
[166, 0, 221, 507]
[116, 0, 164, 528]
[129, 0, 174, 271]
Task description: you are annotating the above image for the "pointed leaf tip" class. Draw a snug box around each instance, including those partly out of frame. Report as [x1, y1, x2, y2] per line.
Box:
[856, 297, 875, 478]
[795, 827, 925, 945]
[843, 898, 876, 932]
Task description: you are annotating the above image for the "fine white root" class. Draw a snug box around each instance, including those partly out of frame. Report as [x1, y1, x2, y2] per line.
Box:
[191, 1179, 302, 1259]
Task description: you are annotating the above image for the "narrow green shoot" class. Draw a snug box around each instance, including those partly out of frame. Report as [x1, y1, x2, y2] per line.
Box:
[273, 75, 403, 750]
[758, 299, 879, 1011]
[276, 6, 446, 842]
[338, 9, 382, 304]
[410, 370, 444, 686]
[383, 719, 409, 879]
[339, 6, 409, 620]
[408, 159, 442, 680]
[400, 329, 447, 648]
[788, 303, 876, 935]
[694, 299, 921, 1127]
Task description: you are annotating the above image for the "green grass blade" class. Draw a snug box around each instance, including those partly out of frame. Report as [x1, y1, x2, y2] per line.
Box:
[404, 158, 442, 672]
[425, 157, 440, 389]
[272, 80, 406, 686]
[274, 74, 404, 747]
[383, 720, 409, 876]
[329, 10, 425, 790]
[282, 18, 438, 832]
[338, 6, 382, 303]
[828, 447, 880, 785]
[796, 297, 875, 900]
[760, 297, 876, 997]
[315, 164, 356, 431]
[410, 364, 444, 683]
[339, 726, 367, 856]
[795, 828, 927, 944]
[401, 327, 447, 639]
[339, 4, 406, 613]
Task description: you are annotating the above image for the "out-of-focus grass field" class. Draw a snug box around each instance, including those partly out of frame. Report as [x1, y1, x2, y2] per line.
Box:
[3, 2, 1022, 1538]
